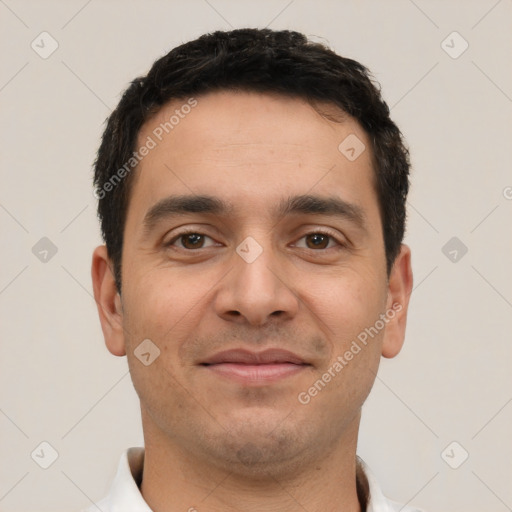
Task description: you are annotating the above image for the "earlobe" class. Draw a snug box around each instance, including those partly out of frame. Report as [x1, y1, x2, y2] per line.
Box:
[381, 244, 413, 359]
[91, 245, 127, 357]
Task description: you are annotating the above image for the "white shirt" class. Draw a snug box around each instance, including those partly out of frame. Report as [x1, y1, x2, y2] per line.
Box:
[83, 447, 424, 512]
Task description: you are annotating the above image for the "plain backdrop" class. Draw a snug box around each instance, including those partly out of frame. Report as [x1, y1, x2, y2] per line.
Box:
[1, 1, 511, 511]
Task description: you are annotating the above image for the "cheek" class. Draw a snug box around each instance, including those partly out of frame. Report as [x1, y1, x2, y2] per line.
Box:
[303, 267, 386, 344]
[120, 271, 206, 431]
[320, 273, 387, 390]
[123, 266, 205, 336]
[299, 266, 387, 407]
[121, 265, 224, 381]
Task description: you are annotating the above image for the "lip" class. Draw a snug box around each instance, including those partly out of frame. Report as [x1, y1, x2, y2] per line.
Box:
[200, 348, 310, 384]
[201, 348, 306, 365]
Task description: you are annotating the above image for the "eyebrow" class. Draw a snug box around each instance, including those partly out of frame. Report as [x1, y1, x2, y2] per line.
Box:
[142, 193, 366, 236]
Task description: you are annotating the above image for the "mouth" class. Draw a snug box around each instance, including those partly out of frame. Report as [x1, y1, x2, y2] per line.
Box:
[200, 348, 311, 384]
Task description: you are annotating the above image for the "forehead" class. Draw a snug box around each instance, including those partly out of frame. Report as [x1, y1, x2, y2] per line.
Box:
[128, 90, 377, 224]
[141, 91, 360, 162]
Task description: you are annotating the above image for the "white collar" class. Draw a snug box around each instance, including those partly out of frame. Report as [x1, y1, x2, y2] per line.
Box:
[85, 447, 424, 512]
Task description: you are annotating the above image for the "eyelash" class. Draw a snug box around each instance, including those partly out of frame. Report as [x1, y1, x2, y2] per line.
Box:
[165, 229, 346, 251]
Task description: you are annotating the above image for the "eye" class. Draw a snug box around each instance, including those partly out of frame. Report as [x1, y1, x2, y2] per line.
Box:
[165, 229, 344, 252]
[294, 231, 343, 250]
[167, 231, 218, 250]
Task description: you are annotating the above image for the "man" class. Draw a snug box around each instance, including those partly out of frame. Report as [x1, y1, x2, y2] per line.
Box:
[89, 28, 417, 511]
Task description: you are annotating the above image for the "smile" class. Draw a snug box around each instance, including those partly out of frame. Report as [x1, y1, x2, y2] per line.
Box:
[200, 348, 311, 384]
[202, 362, 309, 383]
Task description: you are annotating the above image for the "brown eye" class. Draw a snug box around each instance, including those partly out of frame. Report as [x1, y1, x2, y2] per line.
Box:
[305, 233, 330, 249]
[166, 232, 218, 250]
[180, 233, 205, 249]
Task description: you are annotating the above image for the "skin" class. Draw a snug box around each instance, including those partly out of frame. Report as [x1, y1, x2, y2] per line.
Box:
[92, 90, 413, 512]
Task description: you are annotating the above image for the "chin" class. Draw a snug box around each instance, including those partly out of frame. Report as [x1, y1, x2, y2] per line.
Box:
[207, 413, 314, 478]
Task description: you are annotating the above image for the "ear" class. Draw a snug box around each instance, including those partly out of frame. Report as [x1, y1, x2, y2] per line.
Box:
[91, 245, 126, 356]
[381, 244, 413, 359]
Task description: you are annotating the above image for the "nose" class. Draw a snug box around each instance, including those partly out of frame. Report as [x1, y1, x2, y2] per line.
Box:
[213, 237, 300, 326]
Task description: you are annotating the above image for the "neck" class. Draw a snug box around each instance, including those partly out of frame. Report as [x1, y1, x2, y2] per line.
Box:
[139, 409, 366, 512]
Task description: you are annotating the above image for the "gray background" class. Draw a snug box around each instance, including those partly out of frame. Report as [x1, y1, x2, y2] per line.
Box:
[1, 0, 511, 511]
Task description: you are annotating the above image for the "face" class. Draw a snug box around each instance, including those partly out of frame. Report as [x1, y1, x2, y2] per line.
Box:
[92, 90, 412, 477]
